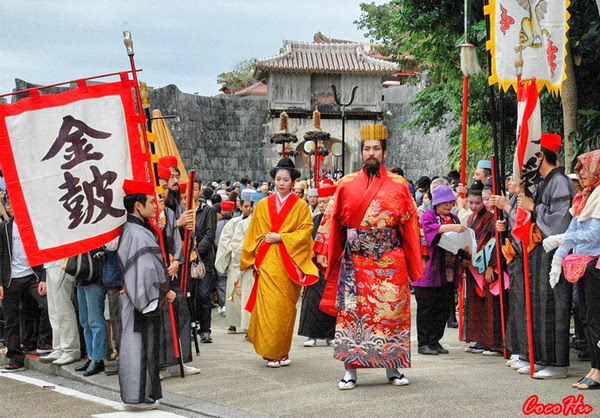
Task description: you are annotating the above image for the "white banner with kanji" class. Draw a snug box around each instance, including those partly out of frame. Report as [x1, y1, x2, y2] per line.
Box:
[485, 0, 570, 93]
[0, 79, 146, 265]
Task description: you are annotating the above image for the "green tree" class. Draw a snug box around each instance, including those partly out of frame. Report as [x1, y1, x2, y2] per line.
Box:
[357, 0, 600, 176]
[217, 59, 256, 91]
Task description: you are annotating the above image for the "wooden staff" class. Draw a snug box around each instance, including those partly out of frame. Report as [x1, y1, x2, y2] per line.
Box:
[123, 30, 185, 378]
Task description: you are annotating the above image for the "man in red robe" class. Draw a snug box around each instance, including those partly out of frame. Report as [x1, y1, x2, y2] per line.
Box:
[319, 124, 423, 390]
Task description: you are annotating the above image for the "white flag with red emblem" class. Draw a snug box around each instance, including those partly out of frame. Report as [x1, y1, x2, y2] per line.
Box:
[484, 0, 569, 94]
[513, 78, 542, 193]
[512, 77, 541, 244]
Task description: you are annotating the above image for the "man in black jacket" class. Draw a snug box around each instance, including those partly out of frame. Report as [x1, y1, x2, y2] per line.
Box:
[192, 180, 217, 343]
[0, 210, 50, 372]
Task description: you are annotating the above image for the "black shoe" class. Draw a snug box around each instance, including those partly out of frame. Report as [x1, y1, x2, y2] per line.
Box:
[75, 359, 92, 372]
[418, 345, 439, 355]
[2, 363, 25, 372]
[83, 360, 105, 377]
[578, 349, 591, 362]
[447, 321, 458, 329]
[200, 332, 212, 344]
[431, 343, 449, 354]
[571, 338, 587, 351]
[105, 364, 119, 376]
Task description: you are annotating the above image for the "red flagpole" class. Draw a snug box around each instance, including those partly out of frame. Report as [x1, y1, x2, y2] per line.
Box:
[123, 30, 184, 378]
[491, 156, 507, 359]
[457, 73, 469, 338]
[522, 243, 535, 377]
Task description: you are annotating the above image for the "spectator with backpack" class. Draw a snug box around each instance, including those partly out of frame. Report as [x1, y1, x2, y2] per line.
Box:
[71, 248, 111, 376]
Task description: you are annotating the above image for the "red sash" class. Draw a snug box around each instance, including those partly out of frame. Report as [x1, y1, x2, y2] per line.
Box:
[245, 193, 318, 312]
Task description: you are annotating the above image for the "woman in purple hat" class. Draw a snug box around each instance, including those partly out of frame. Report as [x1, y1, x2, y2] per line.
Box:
[412, 185, 467, 355]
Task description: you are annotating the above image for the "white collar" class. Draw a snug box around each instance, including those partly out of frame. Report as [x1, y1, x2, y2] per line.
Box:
[277, 191, 292, 202]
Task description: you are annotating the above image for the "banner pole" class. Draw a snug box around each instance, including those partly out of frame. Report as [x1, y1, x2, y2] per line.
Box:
[123, 30, 185, 378]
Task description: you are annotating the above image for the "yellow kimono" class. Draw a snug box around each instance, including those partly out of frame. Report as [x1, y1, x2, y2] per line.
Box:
[241, 192, 319, 360]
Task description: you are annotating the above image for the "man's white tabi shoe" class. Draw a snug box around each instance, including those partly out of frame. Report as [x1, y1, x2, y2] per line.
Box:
[388, 374, 410, 386]
[162, 364, 201, 379]
[511, 360, 529, 370]
[338, 369, 357, 390]
[533, 367, 567, 379]
[517, 364, 543, 374]
[303, 338, 316, 347]
[506, 354, 520, 367]
[338, 378, 357, 390]
[386, 368, 409, 386]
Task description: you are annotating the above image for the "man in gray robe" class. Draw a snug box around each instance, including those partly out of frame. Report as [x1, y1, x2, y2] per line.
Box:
[513, 134, 576, 378]
[117, 180, 175, 411]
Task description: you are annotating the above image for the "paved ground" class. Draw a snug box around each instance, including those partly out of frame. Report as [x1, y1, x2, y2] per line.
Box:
[0, 373, 115, 417]
[3, 296, 598, 417]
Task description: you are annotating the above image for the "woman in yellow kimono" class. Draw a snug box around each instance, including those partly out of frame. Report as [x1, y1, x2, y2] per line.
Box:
[241, 158, 319, 368]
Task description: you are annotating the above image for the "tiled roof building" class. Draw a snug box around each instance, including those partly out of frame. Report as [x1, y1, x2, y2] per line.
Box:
[255, 38, 400, 116]
[254, 41, 398, 77]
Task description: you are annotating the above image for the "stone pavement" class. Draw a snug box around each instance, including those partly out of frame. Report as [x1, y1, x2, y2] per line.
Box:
[24, 297, 598, 417]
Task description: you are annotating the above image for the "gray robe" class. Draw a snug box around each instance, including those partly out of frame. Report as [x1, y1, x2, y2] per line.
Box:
[117, 215, 168, 404]
[524, 167, 576, 366]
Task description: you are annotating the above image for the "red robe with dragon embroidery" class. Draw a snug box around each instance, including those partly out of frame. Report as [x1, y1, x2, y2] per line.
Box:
[320, 164, 422, 368]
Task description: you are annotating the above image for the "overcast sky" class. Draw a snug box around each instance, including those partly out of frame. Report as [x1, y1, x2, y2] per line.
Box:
[1, 0, 386, 97]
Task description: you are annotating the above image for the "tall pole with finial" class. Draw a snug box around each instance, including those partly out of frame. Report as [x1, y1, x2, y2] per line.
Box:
[330, 84, 358, 176]
[460, 0, 481, 193]
[123, 30, 186, 378]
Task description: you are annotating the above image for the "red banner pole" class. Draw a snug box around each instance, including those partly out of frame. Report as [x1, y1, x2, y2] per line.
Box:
[522, 244, 535, 377]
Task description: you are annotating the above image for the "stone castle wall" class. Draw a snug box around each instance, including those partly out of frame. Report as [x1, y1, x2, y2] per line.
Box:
[13, 79, 451, 183]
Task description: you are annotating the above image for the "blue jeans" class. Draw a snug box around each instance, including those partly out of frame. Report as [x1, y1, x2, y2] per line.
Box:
[193, 267, 214, 333]
[77, 284, 110, 361]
